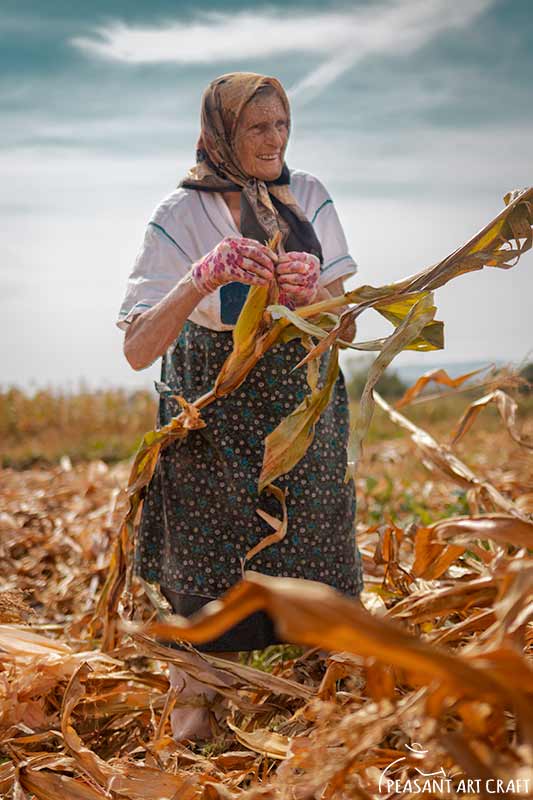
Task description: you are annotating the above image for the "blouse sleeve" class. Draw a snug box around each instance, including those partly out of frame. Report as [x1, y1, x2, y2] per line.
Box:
[115, 221, 193, 332]
[306, 179, 358, 288]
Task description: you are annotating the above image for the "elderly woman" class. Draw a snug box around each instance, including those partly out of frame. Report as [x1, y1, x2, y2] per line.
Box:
[117, 72, 364, 741]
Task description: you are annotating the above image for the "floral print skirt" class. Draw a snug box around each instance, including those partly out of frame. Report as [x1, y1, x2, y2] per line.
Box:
[136, 319, 364, 652]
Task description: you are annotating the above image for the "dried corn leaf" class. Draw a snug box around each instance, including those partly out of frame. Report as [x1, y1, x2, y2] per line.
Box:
[258, 346, 340, 492]
[61, 661, 195, 798]
[226, 720, 290, 759]
[17, 764, 109, 800]
[372, 294, 444, 352]
[412, 527, 469, 580]
[427, 514, 533, 551]
[373, 390, 532, 522]
[266, 304, 332, 341]
[131, 631, 313, 700]
[396, 367, 486, 409]
[451, 389, 533, 449]
[349, 292, 437, 473]
[129, 571, 517, 704]
[387, 576, 499, 624]
[0, 625, 73, 656]
[381, 186, 532, 295]
[214, 285, 271, 397]
[245, 484, 288, 562]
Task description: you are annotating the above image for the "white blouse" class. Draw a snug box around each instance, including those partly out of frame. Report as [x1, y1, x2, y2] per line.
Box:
[116, 169, 358, 333]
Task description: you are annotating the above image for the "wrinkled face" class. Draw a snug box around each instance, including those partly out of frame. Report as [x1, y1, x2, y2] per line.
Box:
[233, 92, 289, 181]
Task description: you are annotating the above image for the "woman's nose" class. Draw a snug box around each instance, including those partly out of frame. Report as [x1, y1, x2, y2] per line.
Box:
[264, 125, 283, 149]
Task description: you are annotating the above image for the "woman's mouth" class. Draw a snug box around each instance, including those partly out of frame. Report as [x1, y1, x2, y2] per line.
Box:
[257, 153, 279, 161]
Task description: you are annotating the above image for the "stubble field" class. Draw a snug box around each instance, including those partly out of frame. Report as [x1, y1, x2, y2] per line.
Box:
[0, 378, 532, 798]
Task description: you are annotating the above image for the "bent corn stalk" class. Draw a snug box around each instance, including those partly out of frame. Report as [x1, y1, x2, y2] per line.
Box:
[287, 187, 533, 473]
[94, 188, 533, 650]
[125, 569, 533, 713]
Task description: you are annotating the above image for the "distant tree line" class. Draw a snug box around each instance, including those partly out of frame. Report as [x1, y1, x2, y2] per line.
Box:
[346, 359, 407, 401]
[519, 362, 533, 391]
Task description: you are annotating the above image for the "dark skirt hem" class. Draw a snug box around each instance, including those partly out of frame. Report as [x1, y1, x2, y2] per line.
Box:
[159, 586, 287, 652]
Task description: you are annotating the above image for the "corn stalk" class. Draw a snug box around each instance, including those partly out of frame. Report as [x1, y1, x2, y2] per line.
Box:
[92, 187, 533, 651]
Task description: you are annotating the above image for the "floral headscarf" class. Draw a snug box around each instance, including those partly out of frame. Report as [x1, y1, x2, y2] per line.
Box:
[180, 72, 323, 262]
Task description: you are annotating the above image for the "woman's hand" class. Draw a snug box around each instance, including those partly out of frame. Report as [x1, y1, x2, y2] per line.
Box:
[190, 236, 277, 296]
[275, 251, 320, 309]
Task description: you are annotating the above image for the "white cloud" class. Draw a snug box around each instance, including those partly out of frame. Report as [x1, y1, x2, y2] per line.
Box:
[289, 0, 495, 102]
[70, 0, 495, 102]
[70, 10, 343, 63]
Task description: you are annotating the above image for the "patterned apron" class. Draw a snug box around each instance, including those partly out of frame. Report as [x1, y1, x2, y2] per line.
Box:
[136, 319, 364, 651]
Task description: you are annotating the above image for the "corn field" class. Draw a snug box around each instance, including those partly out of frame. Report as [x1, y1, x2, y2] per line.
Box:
[1, 188, 532, 799]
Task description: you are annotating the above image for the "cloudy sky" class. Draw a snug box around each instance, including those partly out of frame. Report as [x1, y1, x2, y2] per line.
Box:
[3, 0, 532, 392]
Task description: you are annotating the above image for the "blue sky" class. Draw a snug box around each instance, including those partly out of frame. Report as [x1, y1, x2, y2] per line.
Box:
[2, 0, 532, 391]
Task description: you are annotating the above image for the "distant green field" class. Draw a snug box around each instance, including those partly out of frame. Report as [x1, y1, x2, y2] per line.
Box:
[1, 381, 530, 469]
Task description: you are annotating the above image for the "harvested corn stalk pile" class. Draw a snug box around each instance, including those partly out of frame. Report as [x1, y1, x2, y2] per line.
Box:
[0, 189, 532, 798]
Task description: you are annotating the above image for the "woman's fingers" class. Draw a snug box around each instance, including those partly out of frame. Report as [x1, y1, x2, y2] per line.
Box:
[238, 244, 277, 272]
[281, 251, 320, 265]
[275, 260, 310, 276]
[276, 253, 320, 308]
[276, 253, 320, 277]
[258, 244, 279, 263]
[238, 257, 275, 282]
[237, 272, 270, 286]
[232, 264, 272, 286]
[193, 237, 280, 296]
[275, 251, 320, 308]
[277, 273, 309, 286]
[207, 241, 321, 295]
[238, 238, 278, 265]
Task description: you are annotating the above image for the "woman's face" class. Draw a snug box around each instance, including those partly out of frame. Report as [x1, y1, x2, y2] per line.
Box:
[233, 92, 289, 181]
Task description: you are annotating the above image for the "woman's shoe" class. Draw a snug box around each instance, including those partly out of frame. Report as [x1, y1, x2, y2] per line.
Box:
[168, 652, 233, 743]
[170, 698, 214, 742]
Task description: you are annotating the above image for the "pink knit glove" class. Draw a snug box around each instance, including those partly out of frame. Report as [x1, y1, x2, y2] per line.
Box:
[275, 251, 320, 309]
[190, 236, 276, 296]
